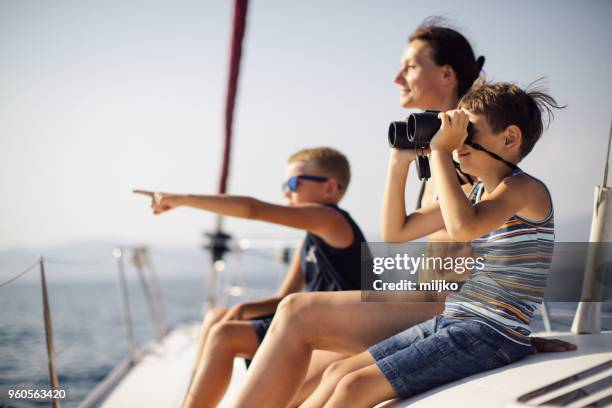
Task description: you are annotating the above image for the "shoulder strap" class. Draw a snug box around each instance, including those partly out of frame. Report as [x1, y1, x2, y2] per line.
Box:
[464, 140, 519, 172]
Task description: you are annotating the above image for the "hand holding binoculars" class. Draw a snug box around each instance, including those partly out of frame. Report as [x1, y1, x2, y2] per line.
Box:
[388, 111, 474, 180]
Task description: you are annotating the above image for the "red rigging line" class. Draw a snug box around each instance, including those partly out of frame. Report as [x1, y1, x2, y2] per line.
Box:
[218, 0, 249, 195]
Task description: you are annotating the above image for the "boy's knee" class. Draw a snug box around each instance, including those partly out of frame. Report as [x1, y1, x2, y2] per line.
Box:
[335, 371, 369, 399]
[204, 307, 228, 323]
[208, 322, 239, 353]
[321, 360, 350, 384]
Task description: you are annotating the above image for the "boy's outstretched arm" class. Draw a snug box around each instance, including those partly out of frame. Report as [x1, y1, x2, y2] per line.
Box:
[228, 240, 305, 321]
[133, 190, 353, 248]
[429, 110, 530, 241]
[381, 150, 446, 243]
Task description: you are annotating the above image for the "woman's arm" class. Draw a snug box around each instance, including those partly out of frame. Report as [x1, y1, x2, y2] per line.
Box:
[422, 182, 475, 242]
[380, 150, 446, 243]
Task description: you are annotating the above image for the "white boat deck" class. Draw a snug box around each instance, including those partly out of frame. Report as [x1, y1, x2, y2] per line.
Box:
[95, 324, 612, 408]
[378, 331, 612, 408]
[99, 324, 200, 408]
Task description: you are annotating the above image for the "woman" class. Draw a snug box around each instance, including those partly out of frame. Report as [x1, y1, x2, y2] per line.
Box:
[231, 20, 574, 408]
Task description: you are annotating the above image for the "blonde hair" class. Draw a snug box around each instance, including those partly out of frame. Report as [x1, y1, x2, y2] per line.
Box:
[288, 147, 351, 188]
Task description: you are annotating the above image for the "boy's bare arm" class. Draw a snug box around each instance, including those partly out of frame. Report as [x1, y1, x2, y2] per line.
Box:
[430, 151, 528, 239]
[226, 240, 305, 321]
[423, 183, 474, 242]
[134, 190, 265, 218]
[247, 201, 353, 248]
[381, 150, 446, 243]
[275, 239, 305, 297]
[133, 190, 353, 247]
[429, 111, 532, 241]
[229, 298, 281, 321]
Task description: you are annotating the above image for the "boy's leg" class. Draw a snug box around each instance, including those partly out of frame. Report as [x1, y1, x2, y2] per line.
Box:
[301, 316, 438, 408]
[367, 317, 530, 403]
[182, 306, 229, 403]
[189, 307, 229, 376]
[300, 351, 379, 408]
[233, 291, 444, 408]
[183, 320, 259, 408]
[290, 350, 349, 407]
[325, 363, 397, 408]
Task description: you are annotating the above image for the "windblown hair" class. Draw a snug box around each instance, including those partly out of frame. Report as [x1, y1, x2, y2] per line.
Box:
[288, 147, 351, 189]
[459, 79, 565, 158]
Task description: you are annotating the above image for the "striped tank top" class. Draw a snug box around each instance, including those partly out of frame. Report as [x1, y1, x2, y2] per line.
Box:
[443, 168, 555, 346]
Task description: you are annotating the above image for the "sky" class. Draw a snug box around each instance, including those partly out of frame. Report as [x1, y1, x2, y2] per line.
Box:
[1, 0, 611, 251]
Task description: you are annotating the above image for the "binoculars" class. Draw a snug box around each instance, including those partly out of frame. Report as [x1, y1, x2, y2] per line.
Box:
[387, 111, 474, 180]
[388, 111, 474, 150]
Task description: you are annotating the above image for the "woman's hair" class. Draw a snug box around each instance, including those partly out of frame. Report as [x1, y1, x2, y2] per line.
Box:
[409, 17, 485, 99]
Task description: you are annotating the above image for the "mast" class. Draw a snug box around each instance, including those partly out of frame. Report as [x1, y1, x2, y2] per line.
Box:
[205, 0, 249, 308]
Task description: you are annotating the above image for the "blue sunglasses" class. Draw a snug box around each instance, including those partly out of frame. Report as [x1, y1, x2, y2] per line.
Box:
[282, 175, 344, 192]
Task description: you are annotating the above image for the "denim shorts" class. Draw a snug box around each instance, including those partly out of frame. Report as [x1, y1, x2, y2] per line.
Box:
[368, 315, 530, 399]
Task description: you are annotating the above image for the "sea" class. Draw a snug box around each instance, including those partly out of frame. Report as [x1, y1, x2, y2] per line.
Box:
[0, 244, 286, 408]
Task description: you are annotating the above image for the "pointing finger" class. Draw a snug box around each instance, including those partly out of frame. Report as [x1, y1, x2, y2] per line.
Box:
[133, 189, 155, 197]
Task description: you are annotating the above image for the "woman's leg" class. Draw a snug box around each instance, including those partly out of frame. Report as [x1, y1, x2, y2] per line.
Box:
[232, 290, 443, 408]
[183, 320, 260, 408]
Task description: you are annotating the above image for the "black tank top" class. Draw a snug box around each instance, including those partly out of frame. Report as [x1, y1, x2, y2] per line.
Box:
[300, 204, 366, 291]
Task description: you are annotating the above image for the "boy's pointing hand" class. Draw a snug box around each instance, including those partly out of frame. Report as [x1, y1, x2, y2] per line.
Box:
[133, 189, 181, 215]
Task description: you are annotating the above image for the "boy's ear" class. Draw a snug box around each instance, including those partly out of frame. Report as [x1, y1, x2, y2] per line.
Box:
[503, 125, 522, 150]
[324, 179, 339, 197]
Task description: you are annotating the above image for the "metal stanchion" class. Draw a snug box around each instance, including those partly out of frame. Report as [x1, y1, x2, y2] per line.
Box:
[40, 257, 61, 408]
[540, 302, 552, 332]
[114, 248, 137, 361]
[132, 248, 164, 341]
[140, 248, 167, 335]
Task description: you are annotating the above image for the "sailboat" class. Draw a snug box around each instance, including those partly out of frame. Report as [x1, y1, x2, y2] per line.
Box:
[76, 1, 611, 406]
